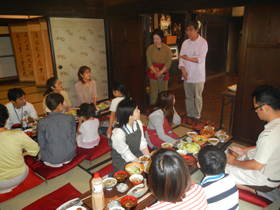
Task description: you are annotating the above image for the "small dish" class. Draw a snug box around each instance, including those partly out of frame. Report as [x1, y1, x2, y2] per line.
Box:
[187, 131, 197, 138]
[129, 174, 143, 186]
[185, 137, 193, 143]
[193, 126, 203, 133]
[103, 177, 117, 190]
[109, 207, 125, 210]
[208, 138, 220, 146]
[218, 134, 229, 143]
[177, 149, 187, 156]
[161, 143, 172, 148]
[193, 151, 199, 159]
[24, 129, 33, 137]
[139, 155, 151, 163]
[107, 200, 121, 209]
[204, 126, 214, 131]
[116, 183, 128, 193]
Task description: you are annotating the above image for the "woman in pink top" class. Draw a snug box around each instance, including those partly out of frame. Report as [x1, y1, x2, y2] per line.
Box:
[75, 66, 98, 107]
[147, 149, 208, 210]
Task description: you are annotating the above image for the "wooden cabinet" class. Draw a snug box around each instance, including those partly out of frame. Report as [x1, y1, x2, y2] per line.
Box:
[233, 4, 280, 144]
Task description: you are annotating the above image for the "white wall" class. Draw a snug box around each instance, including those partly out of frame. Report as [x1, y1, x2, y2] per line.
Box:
[49, 17, 108, 107]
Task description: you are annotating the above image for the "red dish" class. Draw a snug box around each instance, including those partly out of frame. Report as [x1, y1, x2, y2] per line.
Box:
[12, 123, 22, 128]
[183, 156, 195, 165]
[113, 171, 128, 182]
[166, 147, 175, 150]
[193, 126, 203, 133]
[121, 196, 138, 208]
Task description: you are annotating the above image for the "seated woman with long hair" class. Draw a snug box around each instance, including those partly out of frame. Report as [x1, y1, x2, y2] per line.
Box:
[145, 91, 181, 149]
[108, 99, 150, 171]
[0, 104, 39, 194]
[147, 149, 208, 210]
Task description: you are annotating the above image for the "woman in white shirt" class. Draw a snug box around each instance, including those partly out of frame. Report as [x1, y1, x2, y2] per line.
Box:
[146, 91, 181, 149]
[108, 99, 150, 171]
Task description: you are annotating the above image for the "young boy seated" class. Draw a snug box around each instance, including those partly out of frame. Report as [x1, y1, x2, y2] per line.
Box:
[37, 93, 76, 167]
[198, 145, 239, 210]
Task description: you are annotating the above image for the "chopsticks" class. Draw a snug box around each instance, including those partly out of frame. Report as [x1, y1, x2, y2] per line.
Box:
[81, 195, 91, 201]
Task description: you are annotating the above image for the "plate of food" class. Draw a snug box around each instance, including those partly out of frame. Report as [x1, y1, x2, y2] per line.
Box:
[179, 142, 201, 153]
[97, 100, 111, 111]
[127, 183, 148, 198]
[200, 129, 215, 138]
[56, 198, 83, 210]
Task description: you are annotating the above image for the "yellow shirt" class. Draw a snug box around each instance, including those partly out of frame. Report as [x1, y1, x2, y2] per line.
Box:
[0, 130, 40, 181]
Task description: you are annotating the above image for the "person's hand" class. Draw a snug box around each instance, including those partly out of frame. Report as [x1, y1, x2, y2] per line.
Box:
[182, 72, 188, 81]
[106, 127, 112, 137]
[230, 146, 246, 155]
[226, 153, 236, 165]
[155, 71, 162, 79]
[179, 54, 189, 60]
[22, 151, 28, 156]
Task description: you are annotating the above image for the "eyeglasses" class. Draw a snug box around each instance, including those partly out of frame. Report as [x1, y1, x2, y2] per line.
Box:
[252, 104, 265, 111]
[185, 28, 194, 32]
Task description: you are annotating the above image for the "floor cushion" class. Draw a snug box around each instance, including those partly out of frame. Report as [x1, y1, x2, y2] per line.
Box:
[98, 116, 109, 122]
[239, 188, 273, 209]
[96, 163, 114, 178]
[0, 167, 44, 203]
[24, 154, 87, 180]
[22, 183, 81, 210]
[76, 135, 111, 161]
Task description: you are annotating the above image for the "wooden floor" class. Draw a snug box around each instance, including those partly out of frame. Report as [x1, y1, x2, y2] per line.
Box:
[172, 73, 238, 134]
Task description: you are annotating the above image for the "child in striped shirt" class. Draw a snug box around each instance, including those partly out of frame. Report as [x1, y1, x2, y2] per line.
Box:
[198, 145, 239, 210]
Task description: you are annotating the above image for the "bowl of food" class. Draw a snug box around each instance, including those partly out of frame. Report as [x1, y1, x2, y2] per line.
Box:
[139, 155, 151, 163]
[218, 134, 229, 143]
[192, 135, 208, 146]
[113, 171, 128, 182]
[185, 137, 193, 143]
[129, 174, 143, 186]
[161, 143, 172, 148]
[116, 183, 128, 193]
[125, 163, 144, 176]
[187, 131, 197, 138]
[121, 196, 137, 209]
[183, 156, 195, 166]
[200, 129, 215, 138]
[204, 126, 214, 131]
[177, 149, 187, 156]
[109, 207, 125, 210]
[208, 138, 220, 146]
[107, 200, 122, 209]
[12, 123, 22, 128]
[179, 142, 201, 154]
[23, 129, 33, 137]
[193, 126, 203, 133]
[103, 177, 117, 191]
[193, 151, 199, 159]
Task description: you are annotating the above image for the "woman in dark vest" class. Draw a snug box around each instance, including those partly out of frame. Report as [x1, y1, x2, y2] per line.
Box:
[108, 99, 150, 171]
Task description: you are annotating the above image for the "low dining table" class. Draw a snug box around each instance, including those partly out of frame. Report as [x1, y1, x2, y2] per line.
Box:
[79, 134, 233, 210]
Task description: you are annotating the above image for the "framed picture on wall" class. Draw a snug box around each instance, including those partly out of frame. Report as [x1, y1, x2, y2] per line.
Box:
[170, 46, 178, 60]
[160, 20, 171, 36]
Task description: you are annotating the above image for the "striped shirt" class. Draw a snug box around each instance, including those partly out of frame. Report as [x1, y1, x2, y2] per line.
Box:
[200, 173, 239, 210]
[146, 184, 208, 210]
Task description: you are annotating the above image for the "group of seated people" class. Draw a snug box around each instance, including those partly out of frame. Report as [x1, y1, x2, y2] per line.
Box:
[0, 73, 279, 208]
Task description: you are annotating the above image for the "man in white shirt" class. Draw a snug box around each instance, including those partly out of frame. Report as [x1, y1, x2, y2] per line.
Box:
[179, 20, 208, 121]
[226, 85, 280, 201]
[5, 88, 38, 130]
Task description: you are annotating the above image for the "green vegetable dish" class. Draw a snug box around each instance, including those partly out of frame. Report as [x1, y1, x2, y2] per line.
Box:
[179, 142, 200, 153]
[126, 165, 141, 174]
[195, 137, 204, 141]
